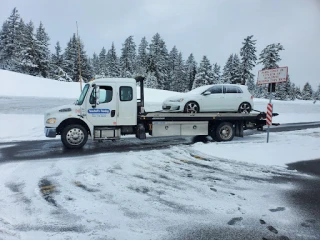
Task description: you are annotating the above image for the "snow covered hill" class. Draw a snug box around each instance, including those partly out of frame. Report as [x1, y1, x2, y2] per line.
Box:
[0, 69, 320, 142]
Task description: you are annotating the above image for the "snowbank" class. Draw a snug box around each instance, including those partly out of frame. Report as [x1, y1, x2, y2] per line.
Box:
[192, 128, 320, 166]
[0, 70, 177, 102]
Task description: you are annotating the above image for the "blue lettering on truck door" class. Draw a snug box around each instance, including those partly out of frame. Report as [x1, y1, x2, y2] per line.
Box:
[88, 109, 110, 117]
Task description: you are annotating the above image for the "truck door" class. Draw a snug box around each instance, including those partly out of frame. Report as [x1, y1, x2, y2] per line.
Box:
[116, 83, 137, 125]
[86, 84, 117, 126]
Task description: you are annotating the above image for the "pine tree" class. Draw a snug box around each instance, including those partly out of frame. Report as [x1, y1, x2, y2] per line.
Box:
[231, 54, 241, 84]
[99, 47, 107, 77]
[136, 37, 148, 76]
[76, 37, 92, 82]
[258, 43, 284, 70]
[275, 82, 287, 100]
[301, 82, 313, 100]
[314, 84, 320, 100]
[221, 54, 233, 83]
[120, 36, 136, 77]
[63, 34, 91, 82]
[192, 56, 213, 89]
[288, 81, 296, 100]
[168, 46, 179, 91]
[255, 85, 267, 98]
[51, 42, 63, 68]
[91, 53, 100, 77]
[185, 54, 197, 91]
[240, 35, 257, 85]
[18, 21, 38, 76]
[51, 41, 71, 81]
[106, 42, 120, 77]
[147, 33, 169, 89]
[0, 8, 21, 70]
[212, 63, 221, 84]
[63, 35, 77, 81]
[145, 71, 157, 89]
[246, 78, 256, 95]
[35, 22, 50, 77]
[295, 86, 302, 100]
[171, 52, 186, 92]
[258, 43, 284, 99]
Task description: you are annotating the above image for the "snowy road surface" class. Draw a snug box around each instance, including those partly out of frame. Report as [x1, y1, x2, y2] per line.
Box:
[1, 123, 320, 163]
[0, 143, 320, 240]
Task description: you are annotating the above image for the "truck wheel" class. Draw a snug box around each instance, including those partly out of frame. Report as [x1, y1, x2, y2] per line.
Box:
[215, 122, 235, 142]
[61, 124, 88, 149]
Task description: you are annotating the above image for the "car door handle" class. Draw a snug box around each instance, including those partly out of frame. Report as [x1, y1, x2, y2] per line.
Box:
[111, 110, 116, 117]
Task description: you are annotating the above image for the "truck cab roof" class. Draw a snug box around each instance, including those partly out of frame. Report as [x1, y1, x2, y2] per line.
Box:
[90, 78, 136, 85]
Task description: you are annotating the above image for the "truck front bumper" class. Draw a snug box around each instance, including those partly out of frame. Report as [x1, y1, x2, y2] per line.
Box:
[44, 127, 57, 138]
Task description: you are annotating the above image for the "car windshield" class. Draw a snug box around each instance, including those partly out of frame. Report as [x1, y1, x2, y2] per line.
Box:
[187, 85, 211, 94]
[76, 84, 90, 105]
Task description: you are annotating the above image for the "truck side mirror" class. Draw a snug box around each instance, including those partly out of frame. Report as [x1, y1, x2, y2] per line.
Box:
[95, 86, 100, 105]
[91, 84, 100, 108]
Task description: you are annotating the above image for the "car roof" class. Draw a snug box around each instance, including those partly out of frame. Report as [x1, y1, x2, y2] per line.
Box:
[198, 84, 248, 89]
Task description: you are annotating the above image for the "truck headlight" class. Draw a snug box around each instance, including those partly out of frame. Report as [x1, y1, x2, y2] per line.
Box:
[46, 118, 57, 124]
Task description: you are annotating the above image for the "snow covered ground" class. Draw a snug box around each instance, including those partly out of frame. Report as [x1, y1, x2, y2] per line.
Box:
[1, 70, 320, 239]
[0, 139, 319, 240]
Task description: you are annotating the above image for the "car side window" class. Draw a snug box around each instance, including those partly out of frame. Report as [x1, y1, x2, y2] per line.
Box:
[237, 87, 243, 93]
[90, 86, 113, 104]
[120, 86, 133, 101]
[225, 86, 240, 93]
[209, 86, 223, 94]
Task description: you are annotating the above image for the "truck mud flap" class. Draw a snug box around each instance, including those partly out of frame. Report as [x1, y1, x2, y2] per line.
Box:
[136, 124, 146, 139]
[235, 122, 243, 137]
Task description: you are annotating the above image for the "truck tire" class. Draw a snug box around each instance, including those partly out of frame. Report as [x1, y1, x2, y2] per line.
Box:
[61, 124, 88, 149]
[214, 122, 235, 142]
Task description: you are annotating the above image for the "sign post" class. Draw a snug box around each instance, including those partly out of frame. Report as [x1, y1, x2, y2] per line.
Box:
[257, 67, 288, 143]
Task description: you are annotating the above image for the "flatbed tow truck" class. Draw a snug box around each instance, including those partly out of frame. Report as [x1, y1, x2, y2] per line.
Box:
[44, 77, 278, 149]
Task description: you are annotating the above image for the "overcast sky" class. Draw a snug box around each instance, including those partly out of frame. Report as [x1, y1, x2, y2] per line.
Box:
[1, 0, 320, 88]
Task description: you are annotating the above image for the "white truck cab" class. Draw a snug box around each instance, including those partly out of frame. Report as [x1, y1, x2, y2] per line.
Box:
[45, 78, 141, 148]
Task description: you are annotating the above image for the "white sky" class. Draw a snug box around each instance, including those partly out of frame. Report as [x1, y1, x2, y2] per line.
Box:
[1, 0, 319, 88]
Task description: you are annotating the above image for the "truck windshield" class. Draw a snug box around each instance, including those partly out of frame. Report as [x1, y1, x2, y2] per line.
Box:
[76, 84, 90, 105]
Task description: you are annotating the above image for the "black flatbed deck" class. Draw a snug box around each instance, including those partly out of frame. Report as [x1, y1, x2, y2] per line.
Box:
[139, 112, 268, 122]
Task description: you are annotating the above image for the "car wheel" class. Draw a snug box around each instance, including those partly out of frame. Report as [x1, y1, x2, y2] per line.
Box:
[184, 101, 200, 113]
[238, 102, 252, 114]
[215, 122, 235, 142]
[61, 124, 88, 149]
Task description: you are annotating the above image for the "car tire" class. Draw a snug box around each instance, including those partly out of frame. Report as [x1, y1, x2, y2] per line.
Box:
[238, 102, 252, 114]
[61, 124, 88, 149]
[214, 122, 235, 142]
[184, 101, 200, 113]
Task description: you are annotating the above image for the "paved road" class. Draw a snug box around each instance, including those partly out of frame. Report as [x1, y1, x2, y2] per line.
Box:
[1, 121, 320, 163]
[1, 122, 320, 239]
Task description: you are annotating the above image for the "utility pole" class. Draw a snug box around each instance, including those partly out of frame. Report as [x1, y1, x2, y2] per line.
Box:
[76, 21, 82, 91]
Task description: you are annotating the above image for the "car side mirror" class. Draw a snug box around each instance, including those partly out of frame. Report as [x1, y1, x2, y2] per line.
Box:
[203, 91, 211, 96]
